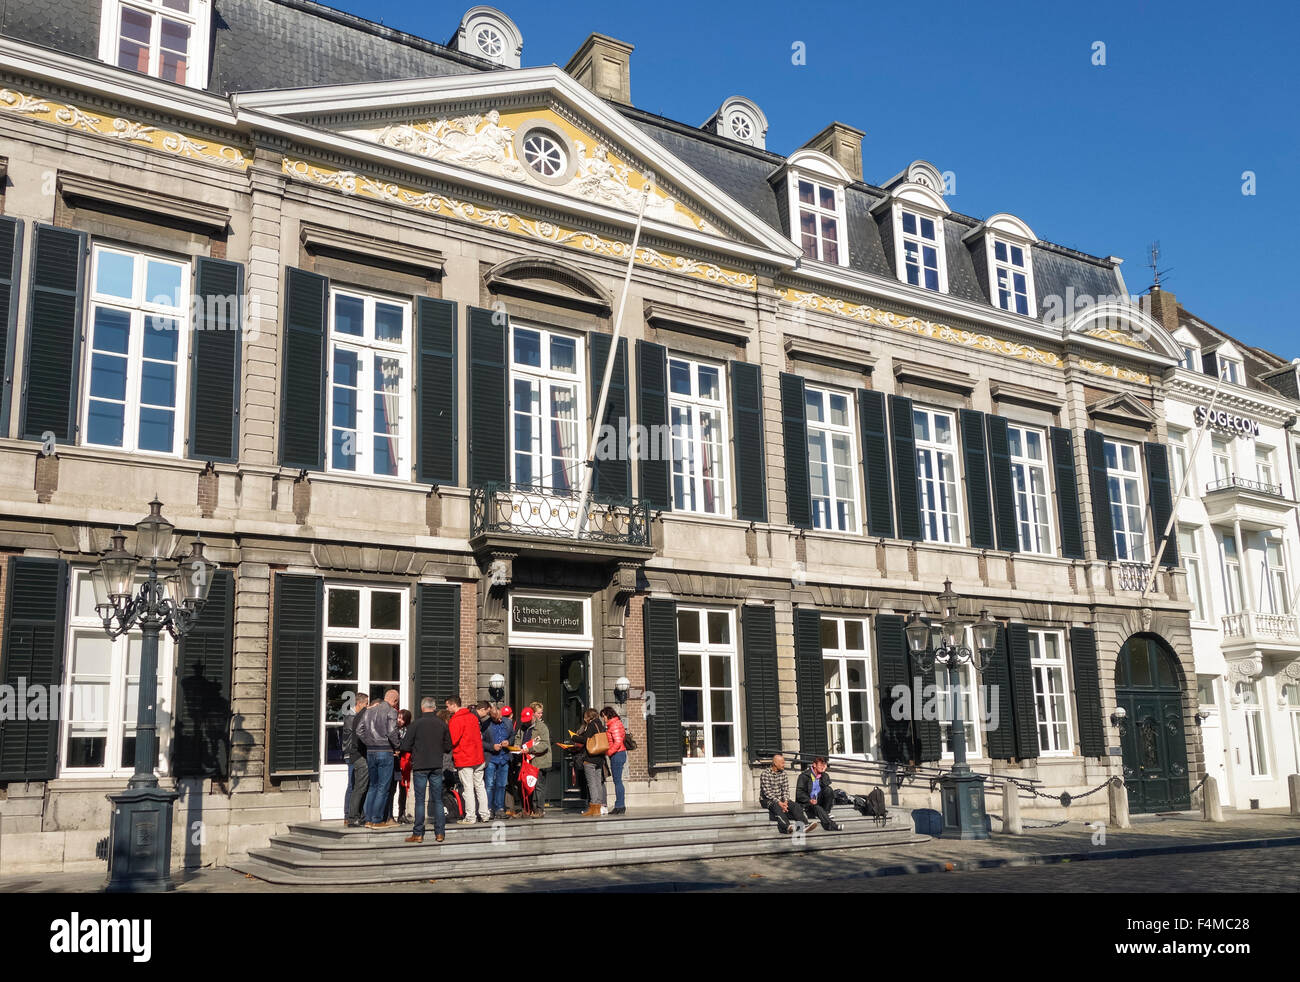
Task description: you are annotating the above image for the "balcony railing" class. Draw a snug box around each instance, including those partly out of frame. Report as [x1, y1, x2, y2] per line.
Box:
[470, 482, 652, 547]
[1222, 610, 1300, 641]
[1206, 476, 1283, 497]
[1115, 561, 1153, 591]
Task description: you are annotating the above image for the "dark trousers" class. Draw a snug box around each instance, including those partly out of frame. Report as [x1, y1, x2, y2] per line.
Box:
[765, 800, 807, 833]
[531, 768, 547, 813]
[803, 791, 835, 828]
[412, 769, 445, 839]
[346, 755, 369, 823]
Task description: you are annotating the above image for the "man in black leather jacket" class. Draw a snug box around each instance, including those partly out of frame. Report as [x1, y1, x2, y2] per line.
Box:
[795, 756, 842, 831]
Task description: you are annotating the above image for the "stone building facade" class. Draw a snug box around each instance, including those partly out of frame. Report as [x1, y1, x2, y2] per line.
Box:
[0, 1, 1206, 873]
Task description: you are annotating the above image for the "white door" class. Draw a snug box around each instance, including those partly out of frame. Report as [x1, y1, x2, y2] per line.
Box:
[678, 608, 741, 804]
[1198, 709, 1231, 806]
[320, 583, 409, 821]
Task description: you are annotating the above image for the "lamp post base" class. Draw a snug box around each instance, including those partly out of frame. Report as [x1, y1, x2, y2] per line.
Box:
[104, 787, 178, 893]
[939, 772, 990, 840]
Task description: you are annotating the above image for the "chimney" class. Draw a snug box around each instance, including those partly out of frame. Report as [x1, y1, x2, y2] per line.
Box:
[802, 122, 866, 182]
[1144, 286, 1180, 337]
[564, 33, 634, 105]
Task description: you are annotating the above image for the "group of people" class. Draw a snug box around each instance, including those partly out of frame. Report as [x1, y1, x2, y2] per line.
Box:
[758, 753, 844, 835]
[340, 692, 630, 844]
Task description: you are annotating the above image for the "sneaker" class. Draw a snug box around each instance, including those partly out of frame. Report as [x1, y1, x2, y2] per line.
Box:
[599, 805, 608, 816]
[457, 818, 476, 825]
[804, 820, 819, 833]
[828, 821, 843, 832]
[778, 824, 792, 835]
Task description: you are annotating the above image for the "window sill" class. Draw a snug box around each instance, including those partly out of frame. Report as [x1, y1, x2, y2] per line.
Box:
[311, 470, 432, 493]
[3, 441, 205, 473]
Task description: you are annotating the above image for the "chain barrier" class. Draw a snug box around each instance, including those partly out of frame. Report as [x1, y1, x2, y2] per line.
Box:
[1021, 819, 1073, 830]
[1006, 774, 1121, 808]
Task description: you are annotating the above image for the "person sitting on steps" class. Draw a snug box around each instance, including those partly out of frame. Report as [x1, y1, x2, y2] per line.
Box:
[759, 753, 811, 835]
[795, 756, 842, 832]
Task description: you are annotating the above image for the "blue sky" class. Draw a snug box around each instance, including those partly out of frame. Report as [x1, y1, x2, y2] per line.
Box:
[335, 0, 1298, 354]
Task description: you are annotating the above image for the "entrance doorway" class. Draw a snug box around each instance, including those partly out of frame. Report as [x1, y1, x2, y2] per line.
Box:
[1116, 635, 1191, 813]
[509, 648, 588, 807]
[678, 607, 742, 804]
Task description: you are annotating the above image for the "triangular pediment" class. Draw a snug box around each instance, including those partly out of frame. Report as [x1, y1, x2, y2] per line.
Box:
[233, 69, 797, 263]
[1087, 392, 1158, 428]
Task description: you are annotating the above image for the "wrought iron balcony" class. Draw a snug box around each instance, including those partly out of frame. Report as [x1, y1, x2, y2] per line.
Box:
[1115, 561, 1154, 591]
[1222, 610, 1300, 643]
[1206, 476, 1283, 497]
[469, 482, 653, 557]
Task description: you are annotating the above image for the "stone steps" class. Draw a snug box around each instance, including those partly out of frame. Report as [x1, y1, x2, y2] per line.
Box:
[229, 807, 926, 885]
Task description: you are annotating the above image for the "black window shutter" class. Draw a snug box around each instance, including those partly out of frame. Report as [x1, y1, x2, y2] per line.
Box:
[20, 225, 86, 443]
[914, 641, 942, 763]
[1069, 627, 1106, 757]
[636, 340, 671, 511]
[858, 389, 894, 537]
[467, 306, 508, 487]
[278, 267, 327, 470]
[986, 415, 1019, 552]
[589, 333, 629, 498]
[741, 604, 780, 756]
[793, 607, 827, 756]
[982, 625, 1017, 759]
[960, 408, 995, 549]
[415, 582, 460, 706]
[0, 557, 68, 780]
[874, 614, 913, 763]
[889, 395, 922, 540]
[1050, 426, 1085, 559]
[0, 216, 24, 429]
[269, 574, 322, 775]
[1006, 623, 1041, 760]
[1084, 429, 1117, 561]
[644, 598, 680, 767]
[780, 372, 812, 529]
[730, 361, 767, 522]
[172, 568, 234, 779]
[416, 297, 458, 486]
[1144, 442, 1178, 567]
[189, 257, 243, 462]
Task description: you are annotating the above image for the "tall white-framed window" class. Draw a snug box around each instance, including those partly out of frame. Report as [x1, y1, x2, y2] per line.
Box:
[1179, 526, 1209, 623]
[1216, 355, 1242, 385]
[1265, 538, 1290, 615]
[913, 406, 962, 544]
[991, 238, 1033, 315]
[897, 208, 945, 292]
[805, 386, 859, 532]
[794, 179, 844, 265]
[1029, 630, 1071, 755]
[938, 657, 981, 759]
[321, 583, 408, 765]
[1007, 423, 1053, 554]
[82, 244, 189, 456]
[510, 324, 583, 491]
[669, 356, 728, 515]
[1256, 447, 1277, 488]
[677, 607, 739, 761]
[60, 569, 174, 776]
[1168, 427, 1189, 492]
[1284, 682, 1300, 776]
[821, 617, 873, 757]
[328, 289, 411, 479]
[98, 0, 210, 87]
[1211, 435, 1232, 484]
[1180, 345, 1199, 372]
[1220, 531, 1245, 615]
[1103, 439, 1146, 561]
[1239, 680, 1269, 777]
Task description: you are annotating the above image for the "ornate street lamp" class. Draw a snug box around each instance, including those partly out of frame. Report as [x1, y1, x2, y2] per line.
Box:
[96, 499, 218, 892]
[905, 581, 1000, 840]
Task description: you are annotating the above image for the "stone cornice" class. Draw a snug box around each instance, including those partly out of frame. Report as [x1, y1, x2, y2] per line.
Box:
[783, 335, 875, 375]
[646, 301, 751, 345]
[1168, 369, 1297, 423]
[59, 171, 231, 231]
[892, 358, 975, 394]
[299, 222, 444, 275]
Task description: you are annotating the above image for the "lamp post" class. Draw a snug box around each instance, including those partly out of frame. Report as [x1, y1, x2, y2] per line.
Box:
[94, 498, 219, 892]
[905, 579, 999, 840]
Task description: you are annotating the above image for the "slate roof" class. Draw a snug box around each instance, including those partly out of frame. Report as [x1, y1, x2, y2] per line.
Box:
[1, 0, 1129, 321]
[1172, 302, 1289, 396]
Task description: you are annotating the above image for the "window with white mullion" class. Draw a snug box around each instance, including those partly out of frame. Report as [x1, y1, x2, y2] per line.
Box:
[805, 386, 859, 533]
[991, 238, 1033, 315]
[328, 290, 411, 478]
[1220, 531, 1245, 615]
[509, 325, 583, 492]
[938, 645, 981, 759]
[83, 245, 188, 456]
[1103, 439, 1146, 561]
[820, 617, 873, 757]
[1211, 435, 1232, 484]
[913, 407, 963, 544]
[795, 179, 843, 265]
[1007, 424, 1053, 554]
[1265, 538, 1289, 615]
[1239, 681, 1269, 777]
[1168, 428, 1189, 492]
[322, 584, 407, 765]
[104, 0, 205, 86]
[899, 209, 943, 292]
[1178, 526, 1209, 623]
[1029, 630, 1071, 755]
[669, 356, 728, 515]
[1256, 447, 1276, 488]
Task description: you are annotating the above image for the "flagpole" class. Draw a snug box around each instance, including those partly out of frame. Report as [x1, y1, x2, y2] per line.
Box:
[573, 178, 651, 538]
[1141, 364, 1230, 599]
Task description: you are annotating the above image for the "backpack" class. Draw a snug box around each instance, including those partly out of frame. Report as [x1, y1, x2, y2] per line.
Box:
[854, 787, 888, 826]
[443, 788, 465, 822]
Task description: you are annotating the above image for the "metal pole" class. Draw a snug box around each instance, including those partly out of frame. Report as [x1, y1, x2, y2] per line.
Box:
[573, 181, 651, 537]
[127, 563, 161, 790]
[949, 657, 969, 776]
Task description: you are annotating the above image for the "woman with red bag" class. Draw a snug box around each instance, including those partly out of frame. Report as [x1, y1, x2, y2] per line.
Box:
[395, 708, 413, 824]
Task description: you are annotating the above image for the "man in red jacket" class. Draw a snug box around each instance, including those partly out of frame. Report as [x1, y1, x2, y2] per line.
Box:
[446, 696, 489, 823]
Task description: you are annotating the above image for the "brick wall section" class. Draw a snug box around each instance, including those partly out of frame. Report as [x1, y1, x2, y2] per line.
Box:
[624, 593, 648, 782]
[230, 563, 271, 793]
[34, 454, 57, 502]
[197, 466, 219, 518]
[458, 578, 477, 704]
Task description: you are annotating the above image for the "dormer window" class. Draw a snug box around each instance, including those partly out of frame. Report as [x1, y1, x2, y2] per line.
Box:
[705, 96, 769, 150]
[774, 149, 852, 268]
[98, 0, 210, 88]
[1181, 345, 1199, 371]
[992, 240, 1030, 314]
[900, 210, 941, 291]
[875, 162, 951, 294]
[967, 214, 1037, 316]
[1218, 356, 1242, 385]
[450, 6, 524, 69]
[1203, 343, 1245, 385]
[1172, 327, 1200, 372]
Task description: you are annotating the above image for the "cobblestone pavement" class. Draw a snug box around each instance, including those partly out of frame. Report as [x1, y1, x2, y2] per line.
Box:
[2, 811, 1298, 893]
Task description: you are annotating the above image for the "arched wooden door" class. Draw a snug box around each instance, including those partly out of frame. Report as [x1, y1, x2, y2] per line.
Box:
[1115, 635, 1191, 813]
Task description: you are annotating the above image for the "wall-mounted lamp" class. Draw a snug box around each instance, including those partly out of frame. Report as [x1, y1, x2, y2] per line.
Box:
[614, 677, 631, 705]
[489, 672, 505, 703]
[1110, 706, 1128, 734]
[1195, 710, 1211, 725]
